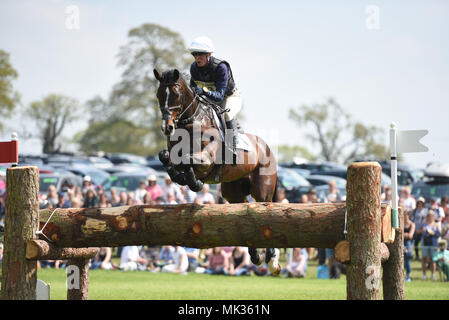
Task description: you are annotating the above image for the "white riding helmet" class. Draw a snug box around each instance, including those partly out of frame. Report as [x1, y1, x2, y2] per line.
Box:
[188, 36, 214, 54]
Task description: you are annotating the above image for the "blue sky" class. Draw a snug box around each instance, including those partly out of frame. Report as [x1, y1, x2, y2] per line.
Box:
[1, 0, 448, 168]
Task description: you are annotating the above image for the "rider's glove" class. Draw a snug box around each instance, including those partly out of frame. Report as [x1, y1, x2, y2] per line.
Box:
[194, 86, 204, 96]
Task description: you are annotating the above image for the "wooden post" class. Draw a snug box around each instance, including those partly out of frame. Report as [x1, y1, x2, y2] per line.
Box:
[67, 258, 90, 300]
[1, 166, 39, 300]
[26, 240, 98, 260]
[382, 207, 405, 300]
[346, 162, 382, 300]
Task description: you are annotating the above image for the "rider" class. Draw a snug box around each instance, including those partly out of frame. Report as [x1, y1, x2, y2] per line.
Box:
[188, 36, 242, 164]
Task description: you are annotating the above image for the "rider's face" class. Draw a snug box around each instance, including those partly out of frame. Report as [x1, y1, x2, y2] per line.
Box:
[195, 53, 209, 67]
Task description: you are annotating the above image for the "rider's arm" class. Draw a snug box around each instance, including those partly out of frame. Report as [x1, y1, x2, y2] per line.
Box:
[204, 64, 228, 102]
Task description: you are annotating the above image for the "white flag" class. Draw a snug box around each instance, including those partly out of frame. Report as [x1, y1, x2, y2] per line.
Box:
[396, 130, 428, 154]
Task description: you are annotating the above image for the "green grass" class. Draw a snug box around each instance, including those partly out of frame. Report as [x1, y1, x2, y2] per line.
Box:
[16, 259, 447, 300]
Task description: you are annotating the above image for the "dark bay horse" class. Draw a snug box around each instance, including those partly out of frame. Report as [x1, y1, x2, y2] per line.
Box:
[153, 68, 280, 274]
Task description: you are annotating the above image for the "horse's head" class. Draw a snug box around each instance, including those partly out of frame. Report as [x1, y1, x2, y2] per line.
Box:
[154, 68, 185, 136]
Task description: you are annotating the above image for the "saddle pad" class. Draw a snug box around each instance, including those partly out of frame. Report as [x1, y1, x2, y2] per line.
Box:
[212, 109, 252, 152]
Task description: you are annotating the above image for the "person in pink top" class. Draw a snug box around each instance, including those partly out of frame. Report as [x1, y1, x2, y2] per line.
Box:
[205, 247, 228, 275]
[146, 175, 163, 202]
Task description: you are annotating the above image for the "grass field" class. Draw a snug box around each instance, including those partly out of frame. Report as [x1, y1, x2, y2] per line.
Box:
[5, 258, 446, 300]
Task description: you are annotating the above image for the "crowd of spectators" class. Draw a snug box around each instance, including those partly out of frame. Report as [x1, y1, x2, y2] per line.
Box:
[0, 169, 447, 281]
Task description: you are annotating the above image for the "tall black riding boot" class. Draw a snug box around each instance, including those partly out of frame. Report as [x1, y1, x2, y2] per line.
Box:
[225, 118, 238, 166]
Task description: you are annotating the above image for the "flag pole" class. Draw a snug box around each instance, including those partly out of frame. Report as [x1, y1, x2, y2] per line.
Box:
[390, 123, 399, 229]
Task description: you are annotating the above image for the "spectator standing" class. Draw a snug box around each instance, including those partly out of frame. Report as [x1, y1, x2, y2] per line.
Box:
[205, 247, 228, 275]
[56, 192, 70, 208]
[196, 184, 215, 204]
[441, 196, 449, 223]
[127, 192, 136, 205]
[307, 189, 319, 203]
[421, 211, 441, 280]
[181, 185, 197, 203]
[120, 246, 148, 271]
[403, 211, 415, 281]
[99, 193, 110, 208]
[83, 189, 99, 208]
[229, 247, 250, 276]
[161, 246, 189, 274]
[113, 191, 128, 207]
[429, 198, 445, 226]
[381, 185, 392, 204]
[285, 248, 308, 278]
[110, 188, 120, 206]
[401, 186, 416, 212]
[143, 192, 153, 205]
[412, 197, 428, 260]
[81, 176, 93, 196]
[146, 175, 163, 202]
[276, 188, 289, 203]
[46, 185, 59, 208]
[162, 175, 184, 203]
[166, 191, 178, 204]
[135, 180, 148, 204]
[326, 180, 341, 203]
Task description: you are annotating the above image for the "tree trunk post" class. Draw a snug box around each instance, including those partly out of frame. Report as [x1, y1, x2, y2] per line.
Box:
[346, 162, 382, 300]
[382, 207, 405, 300]
[67, 258, 90, 300]
[1, 166, 39, 300]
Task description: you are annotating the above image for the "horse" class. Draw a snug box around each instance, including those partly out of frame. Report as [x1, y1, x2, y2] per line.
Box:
[153, 68, 281, 275]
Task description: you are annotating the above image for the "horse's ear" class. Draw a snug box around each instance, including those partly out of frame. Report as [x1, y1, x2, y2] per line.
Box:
[153, 69, 162, 81]
[173, 69, 180, 81]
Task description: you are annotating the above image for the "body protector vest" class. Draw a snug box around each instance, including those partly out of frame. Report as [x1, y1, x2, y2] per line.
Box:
[190, 56, 236, 96]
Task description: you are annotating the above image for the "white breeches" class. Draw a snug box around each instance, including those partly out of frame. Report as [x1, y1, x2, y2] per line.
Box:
[220, 89, 242, 122]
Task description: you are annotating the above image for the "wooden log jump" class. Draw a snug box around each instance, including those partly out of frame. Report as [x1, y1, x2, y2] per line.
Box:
[1, 162, 404, 300]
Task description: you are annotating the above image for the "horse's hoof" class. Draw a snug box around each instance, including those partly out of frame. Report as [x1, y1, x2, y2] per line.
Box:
[189, 181, 203, 192]
[158, 149, 170, 165]
[268, 258, 281, 276]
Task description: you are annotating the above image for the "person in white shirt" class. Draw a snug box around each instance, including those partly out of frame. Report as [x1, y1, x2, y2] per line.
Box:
[135, 180, 148, 204]
[401, 186, 416, 212]
[196, 184, 215, 204]
[120, 246, 148, 271]
[162, 175, 184, 203]
[161, 246, 189, 274]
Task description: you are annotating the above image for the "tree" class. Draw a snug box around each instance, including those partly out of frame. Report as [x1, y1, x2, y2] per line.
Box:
[27, 94, 81, 154]
[289, 98, 388, 164]
[77, 24, 192, 155]
[0, 50, 20, 131]
[277, 144, 316, 163]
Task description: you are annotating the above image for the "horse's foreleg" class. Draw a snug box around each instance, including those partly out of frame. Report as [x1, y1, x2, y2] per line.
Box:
[266, 248, 281, 276]
[248, 247, 261, 266]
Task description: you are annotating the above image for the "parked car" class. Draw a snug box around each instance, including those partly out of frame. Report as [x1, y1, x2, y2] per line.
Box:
[105, 153, 148, 166]
[45, 155, 90, 168]
[411, 163, 449, 202]
[310, 169, 392, 188]
[378, 160, 421, 186]
[146, 156, 165, 172]
[39, 172, 83, 196]
[275, 167, 313, 202]
[104, 164, 157, 175]
[64, 164, 110, 187]
[102, 171, 166, 196]
[283, 161, 346, 172]
[306, 174, 346, 189]
[86, 156, 114, 170]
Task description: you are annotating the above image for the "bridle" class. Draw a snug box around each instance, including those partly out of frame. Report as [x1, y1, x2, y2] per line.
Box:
[162, 81, 203, 127]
